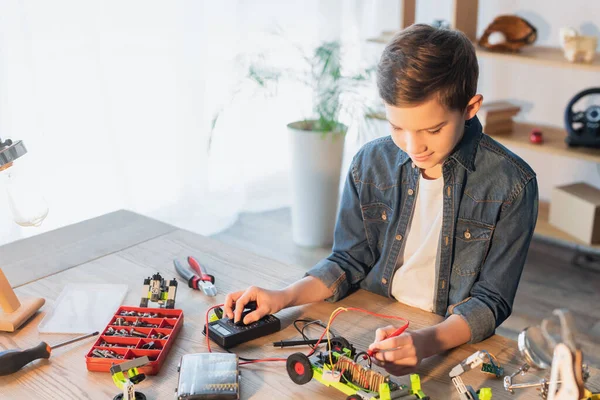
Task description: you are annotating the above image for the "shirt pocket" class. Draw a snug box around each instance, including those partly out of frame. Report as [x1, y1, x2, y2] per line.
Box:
[361, 203, 393, 253]
[452, 218, 494, 277]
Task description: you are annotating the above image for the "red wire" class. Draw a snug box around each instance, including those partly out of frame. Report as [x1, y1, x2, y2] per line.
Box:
[204, 304, 409, 365]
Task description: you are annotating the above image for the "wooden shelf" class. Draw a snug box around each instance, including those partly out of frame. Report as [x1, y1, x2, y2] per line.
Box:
[476, 45, 600, 72]
[536, 201, 600, 251]
[367, 31, 600, 72]
[488, 122, 600, 164]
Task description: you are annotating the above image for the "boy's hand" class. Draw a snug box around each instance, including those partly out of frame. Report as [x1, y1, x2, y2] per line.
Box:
[224, 286, 287, 325]
[368, 325, 424, 376]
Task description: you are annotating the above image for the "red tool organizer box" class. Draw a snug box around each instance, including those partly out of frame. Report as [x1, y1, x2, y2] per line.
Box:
[85, 306, 183, 375]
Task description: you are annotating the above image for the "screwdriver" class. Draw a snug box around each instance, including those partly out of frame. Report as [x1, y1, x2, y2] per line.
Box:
[0, 331, 98, 376]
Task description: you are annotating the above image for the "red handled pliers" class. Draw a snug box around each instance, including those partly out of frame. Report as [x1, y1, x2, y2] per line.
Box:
[173, 256, 217, 297]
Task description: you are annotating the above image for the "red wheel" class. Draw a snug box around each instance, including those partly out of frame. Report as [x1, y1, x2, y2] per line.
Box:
[286, 353, 313, 385]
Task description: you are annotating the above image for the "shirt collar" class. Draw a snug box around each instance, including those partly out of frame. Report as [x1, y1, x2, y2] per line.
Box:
[448, 116, 482, 172]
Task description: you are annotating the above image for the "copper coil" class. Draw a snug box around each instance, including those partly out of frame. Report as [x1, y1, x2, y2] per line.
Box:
[333, 355, 386, 391]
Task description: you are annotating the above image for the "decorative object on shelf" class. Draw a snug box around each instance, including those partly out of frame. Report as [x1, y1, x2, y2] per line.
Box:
[478, 101, 521, 135]
[559, 27, 598, 64]
[529, 128, 543, 144]
[564, 87, 600, 148]
[478, 15, 537, 52]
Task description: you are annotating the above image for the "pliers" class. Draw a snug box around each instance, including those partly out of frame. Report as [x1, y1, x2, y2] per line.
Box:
[173, 256, 217, 297]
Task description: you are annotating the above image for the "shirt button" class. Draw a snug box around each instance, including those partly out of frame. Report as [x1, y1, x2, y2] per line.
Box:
[408, 188, 414, 196]
[381, 278, 388, 285]
[381, 212, 387, 221]
[411, 162, 416, 168]
[395, 234, 403, 241]
[464, 230, 471, 239]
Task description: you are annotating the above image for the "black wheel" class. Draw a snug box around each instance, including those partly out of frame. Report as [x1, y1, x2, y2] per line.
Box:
[346, 395, 362, 400]
[113, 392, 146, 400]
[329, 337, 350, 353]
[286, 353, 313, 385]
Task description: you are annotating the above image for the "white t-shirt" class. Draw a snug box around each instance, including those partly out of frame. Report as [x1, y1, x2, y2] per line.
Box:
[390, 172, 444, 312]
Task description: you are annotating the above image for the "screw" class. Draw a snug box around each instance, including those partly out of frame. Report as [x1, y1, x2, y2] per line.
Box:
[163, 334, 170, 340]
[142, 341, 155, 350]
[131, 329, 147, 338]
[118, 329, 129, 337]
[92, 349, 106, 358]
[105, 327, 116, 336]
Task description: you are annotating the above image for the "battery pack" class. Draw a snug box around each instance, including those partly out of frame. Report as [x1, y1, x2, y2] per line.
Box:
[175, 353, 239, 399]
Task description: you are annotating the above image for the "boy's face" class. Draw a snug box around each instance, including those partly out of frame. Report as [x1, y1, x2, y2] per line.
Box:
[384, 95, 482, 172]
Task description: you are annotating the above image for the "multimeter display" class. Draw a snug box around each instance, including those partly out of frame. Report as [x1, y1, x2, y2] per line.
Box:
[205, 314, 281, 349]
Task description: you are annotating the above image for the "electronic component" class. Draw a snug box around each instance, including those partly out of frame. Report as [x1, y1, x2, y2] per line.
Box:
[204, 311, 281, 349]
[481, 362, 504, 377]
[175, 353, 239, 400]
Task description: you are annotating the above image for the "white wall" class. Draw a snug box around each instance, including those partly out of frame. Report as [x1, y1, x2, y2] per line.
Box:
[416, 0, 600, 202]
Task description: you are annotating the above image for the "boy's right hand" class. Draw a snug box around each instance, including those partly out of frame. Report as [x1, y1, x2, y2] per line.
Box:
[224, 286, 287, 325]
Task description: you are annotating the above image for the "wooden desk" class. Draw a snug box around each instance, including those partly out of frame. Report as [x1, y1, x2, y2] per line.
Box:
[1, 211, 598, 399]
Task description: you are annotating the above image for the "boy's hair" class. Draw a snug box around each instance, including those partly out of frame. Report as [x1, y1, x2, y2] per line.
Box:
[377, 24, 478, 111]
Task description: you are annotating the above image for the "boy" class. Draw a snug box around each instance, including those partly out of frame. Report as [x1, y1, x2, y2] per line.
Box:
[224, 24, 538, 376]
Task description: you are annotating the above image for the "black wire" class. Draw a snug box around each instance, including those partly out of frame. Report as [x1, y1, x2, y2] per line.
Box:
[293, 318, 335, 350]
[225, 347, 261, 362]
[354, 351, 372, 369]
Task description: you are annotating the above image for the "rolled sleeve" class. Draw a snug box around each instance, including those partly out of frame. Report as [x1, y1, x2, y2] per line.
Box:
[448, 296, 497, 343]
[305, 259, 350, 302]
[305, 156, 373, 302]
[448, 177, 538, 343]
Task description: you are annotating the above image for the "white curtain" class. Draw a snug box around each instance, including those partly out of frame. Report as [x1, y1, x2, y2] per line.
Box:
[0, 0, 398, 246]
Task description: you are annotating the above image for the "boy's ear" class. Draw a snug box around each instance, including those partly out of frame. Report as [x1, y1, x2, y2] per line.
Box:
[463, 94, 483, 121]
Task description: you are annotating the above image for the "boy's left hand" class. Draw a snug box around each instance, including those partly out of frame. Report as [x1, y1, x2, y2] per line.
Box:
[368, 325, 424, 376]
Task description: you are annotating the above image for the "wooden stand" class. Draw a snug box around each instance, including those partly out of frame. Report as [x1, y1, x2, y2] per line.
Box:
[0, 268, 45, 332]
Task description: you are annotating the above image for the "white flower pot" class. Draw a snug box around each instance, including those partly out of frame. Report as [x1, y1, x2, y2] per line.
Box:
[288, 121, 345, 247]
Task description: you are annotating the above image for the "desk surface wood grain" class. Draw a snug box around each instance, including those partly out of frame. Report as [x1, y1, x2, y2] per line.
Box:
[0, 211, 598, 399]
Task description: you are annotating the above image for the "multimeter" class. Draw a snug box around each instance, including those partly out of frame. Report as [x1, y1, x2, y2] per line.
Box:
[204, 302, 281, 349]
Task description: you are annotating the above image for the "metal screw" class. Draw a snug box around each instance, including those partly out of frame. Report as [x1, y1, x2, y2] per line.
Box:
[142, 341, 155, 350]
[163, 334, 170, 340]
[105, 327, 116, 336]
[131, 329, 147, 338]
[92, 349, 106, 358]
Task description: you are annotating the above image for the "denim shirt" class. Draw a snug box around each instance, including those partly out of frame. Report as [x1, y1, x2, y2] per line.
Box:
[306, 116, 538, 343]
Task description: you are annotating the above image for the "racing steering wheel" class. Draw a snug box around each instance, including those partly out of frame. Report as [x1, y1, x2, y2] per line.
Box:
[564, 87, 600, 147]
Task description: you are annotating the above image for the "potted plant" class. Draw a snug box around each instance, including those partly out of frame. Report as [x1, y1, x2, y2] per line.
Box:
[212, 40, 376, 247]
